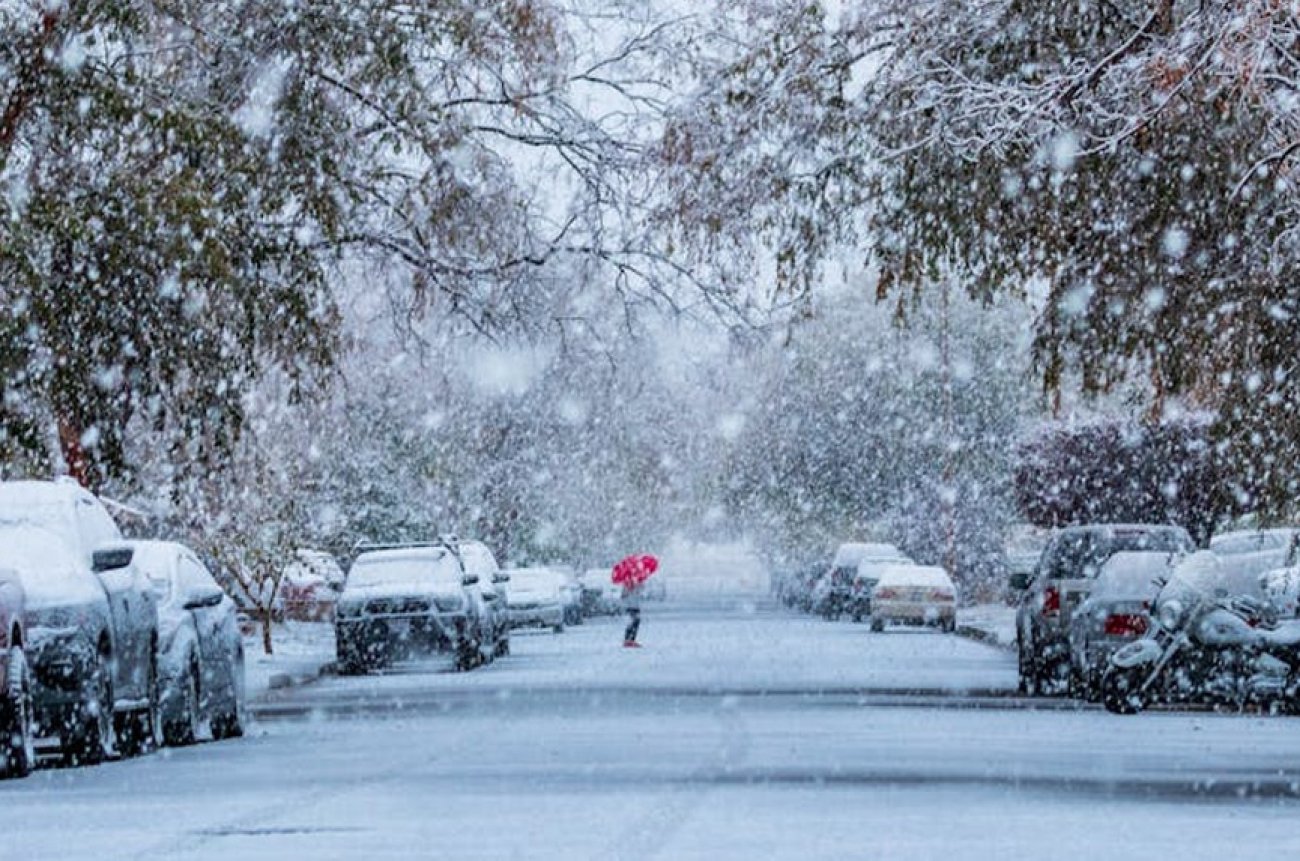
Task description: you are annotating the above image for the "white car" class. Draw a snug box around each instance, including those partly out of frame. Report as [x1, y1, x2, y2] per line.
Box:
[1210, 529, 1300, 575]
[869, 564, 958, 632]
[580, 568, 621, 616]
[128, 541, 246, 745]
[0, 480, 161, 764]
[457, 540, 512, 659]
[505, 568, 567, 632]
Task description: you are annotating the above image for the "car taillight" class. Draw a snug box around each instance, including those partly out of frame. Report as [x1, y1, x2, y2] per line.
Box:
[1104, 614, 1148, 637]
[1041, 587, 1060, 617]
[876, 588, 900, 600]
[928, 589, 954, 602]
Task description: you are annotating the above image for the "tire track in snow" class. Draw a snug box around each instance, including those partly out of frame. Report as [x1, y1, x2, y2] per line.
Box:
[595, 695, 753, 861]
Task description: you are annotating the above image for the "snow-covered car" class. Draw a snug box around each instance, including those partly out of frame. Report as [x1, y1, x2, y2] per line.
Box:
[549, 564, 585, 625]
[869, 565, 958, 632]
[818, 543, 903, 620]
[279, 549, 344, 622]
[579, 568, 621, 616]
[1014, 523, 1194, 695]
[457, 540, 511, 659]
[335, 544, 484, 673]
[1209, 529, 1300, 577]
[504, 568, 567, 632]
[846, 548, 913, 622]
[0, 480, 161, 764]
[1066, 550, 1175, 700]
[0, 564, 33, 777]
[128, 541, 246, 745]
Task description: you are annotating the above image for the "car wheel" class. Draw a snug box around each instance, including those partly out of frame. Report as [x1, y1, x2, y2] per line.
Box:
[211, 650, 246, 741]
[164, 664, 201, 747]
[0, 647, 35, 778]
[455, 636, 480, 672]
[869, 617, 884, 633]
[118, 653, 161, 757]
[1017, 638, 1042, 697]
[552, 623, 565, 634]
[1102, 665, 1150, 714]
[63, 648, 115, 766]
[494, 636, 511, 658]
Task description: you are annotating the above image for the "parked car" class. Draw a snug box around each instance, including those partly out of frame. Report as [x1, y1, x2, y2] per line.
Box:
[778, 562, 825, 612]
[1209, 528, 1300, 578]
[580, 568, 621, 616]
[505, 568, 567, 632]
[869, 564, 957, 632]
[456, 540, 512, 660]
[335, 543, 485, 673]
[846, 549, 913, 622]
[279, 549, 345, 622]
[0, 480, 162, 764]
[1066, 550, 1175, 700]
[548, 565, 585, 625]
[817, 543, 903, 620]
[128, 541, 246, 745]
[0, 564, 32, 777]
[1013, 523, 1194, 695]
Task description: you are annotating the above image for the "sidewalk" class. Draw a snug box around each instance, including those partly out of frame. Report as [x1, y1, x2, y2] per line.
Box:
[243, 620, 337, 700]
[955, 603, 1016, 651]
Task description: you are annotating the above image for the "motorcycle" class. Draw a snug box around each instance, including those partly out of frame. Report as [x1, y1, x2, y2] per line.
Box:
[1101, 551, 1300, 714]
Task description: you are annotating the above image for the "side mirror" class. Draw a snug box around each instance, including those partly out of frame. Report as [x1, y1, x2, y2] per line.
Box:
[1008, 570, 1031, 592]
[92, 546, 134, 573]
[183, 588, 225, 610]
[493, 572, 510, 584]
[462, 573, 480, 587]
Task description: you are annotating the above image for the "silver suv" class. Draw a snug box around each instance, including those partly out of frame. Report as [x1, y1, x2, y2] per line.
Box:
[1013, 523, 1193, 695]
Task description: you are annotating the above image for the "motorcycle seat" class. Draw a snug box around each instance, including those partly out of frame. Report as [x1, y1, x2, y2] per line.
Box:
[1259, 620, 1300, 648]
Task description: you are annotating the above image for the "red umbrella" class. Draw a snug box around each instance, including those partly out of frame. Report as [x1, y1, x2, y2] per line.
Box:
[611, 554, 658, 586]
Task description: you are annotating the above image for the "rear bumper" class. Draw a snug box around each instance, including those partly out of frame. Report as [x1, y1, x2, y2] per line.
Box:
[872, 601, 955, 625]
[508, 604, 564, 628]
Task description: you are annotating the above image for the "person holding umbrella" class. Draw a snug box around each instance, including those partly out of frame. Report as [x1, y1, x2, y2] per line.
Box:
[612, 554, 658, 648]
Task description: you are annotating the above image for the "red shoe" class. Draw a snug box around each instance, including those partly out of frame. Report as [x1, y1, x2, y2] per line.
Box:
[623, 640, 642, 648]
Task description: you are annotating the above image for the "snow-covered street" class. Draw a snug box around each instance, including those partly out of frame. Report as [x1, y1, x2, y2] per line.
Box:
[5, 597, 1300, 860]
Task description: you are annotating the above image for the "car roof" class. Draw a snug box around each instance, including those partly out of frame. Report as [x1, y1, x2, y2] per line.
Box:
[1055, 523, 1187, 536]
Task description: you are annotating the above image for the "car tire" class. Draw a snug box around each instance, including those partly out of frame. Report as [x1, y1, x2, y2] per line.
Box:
[211, 649, 246, 741]
[870, 618, 884, 633]
[117, 653, 161, 757]
[455, 636, 480, 672]
[494, 636, 511, 658]
[0, 647, 35, 779]
[553, 623, 565, 634]
[164, 664, 201, 747]
[63, 648, 115, 766]
[1017, 637, 1042, 697]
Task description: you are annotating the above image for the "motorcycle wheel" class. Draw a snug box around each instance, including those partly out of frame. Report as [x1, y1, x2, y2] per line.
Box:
[1102, 665, 1150, 715]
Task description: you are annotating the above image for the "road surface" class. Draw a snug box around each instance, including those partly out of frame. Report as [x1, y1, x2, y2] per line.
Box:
[5, 598, 1300, 860]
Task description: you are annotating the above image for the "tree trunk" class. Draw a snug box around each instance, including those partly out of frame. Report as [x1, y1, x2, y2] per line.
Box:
[261, 606, 274, 655]
[0, 7, 64, 166]
[56, 414, 91, 489]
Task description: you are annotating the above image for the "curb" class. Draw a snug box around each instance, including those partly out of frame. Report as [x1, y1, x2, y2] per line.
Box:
[266, 660, 338, 691]
[954, 624, 1015, 652]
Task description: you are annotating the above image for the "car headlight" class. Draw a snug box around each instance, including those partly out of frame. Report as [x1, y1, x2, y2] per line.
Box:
[434, 595, 466, 613]
[1157, 600, 1185, 630]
